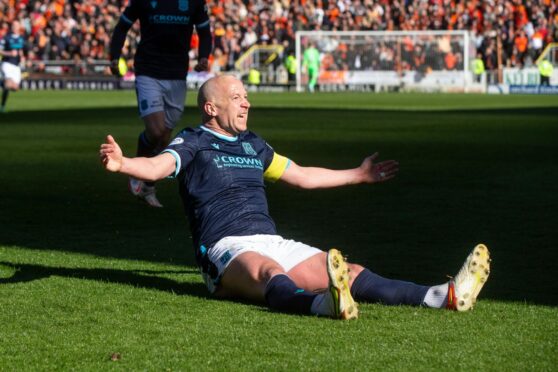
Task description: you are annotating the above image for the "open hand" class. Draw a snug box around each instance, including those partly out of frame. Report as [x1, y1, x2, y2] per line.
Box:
[360, 152, 399, 183]
[99, 135, 123, 172]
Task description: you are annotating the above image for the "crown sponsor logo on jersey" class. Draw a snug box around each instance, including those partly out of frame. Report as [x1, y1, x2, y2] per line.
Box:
[213, 156, 223, 168]
[178, 0, 188, 12]
[149, 14, 190, 24]
[213, 155, 263, 170]
[150, 0, 157, 8]
[242, 142, 257, 156]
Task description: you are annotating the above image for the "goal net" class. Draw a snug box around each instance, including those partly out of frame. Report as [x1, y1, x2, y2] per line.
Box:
[295, 30, 478, 93]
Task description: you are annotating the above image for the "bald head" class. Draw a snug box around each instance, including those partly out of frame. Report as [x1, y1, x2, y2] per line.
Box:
[197, 74, 250, 136]
[197, 75, 239, 115]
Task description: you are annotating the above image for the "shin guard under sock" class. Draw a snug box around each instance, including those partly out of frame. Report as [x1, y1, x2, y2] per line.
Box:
[350, 268, 429, 306]
[264, 274, 317, 314]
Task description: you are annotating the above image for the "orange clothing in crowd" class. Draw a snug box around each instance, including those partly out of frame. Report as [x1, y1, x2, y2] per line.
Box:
[514, 5, 528, 29]
[445, 52, 457, 70]
[514, 34, 528, 53]
[191, 32, 199, 49]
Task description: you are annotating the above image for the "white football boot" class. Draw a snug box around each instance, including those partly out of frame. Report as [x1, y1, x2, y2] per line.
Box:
[325, 248, 358, 320]
[447, 244, 491, 311]
[128, 177, 163, 208]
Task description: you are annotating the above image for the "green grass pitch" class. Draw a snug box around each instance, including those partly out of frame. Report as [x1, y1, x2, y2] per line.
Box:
[0, 90, 557, 370]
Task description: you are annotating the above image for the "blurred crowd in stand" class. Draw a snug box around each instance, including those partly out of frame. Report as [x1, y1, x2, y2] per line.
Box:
[1, 0, 556, 75]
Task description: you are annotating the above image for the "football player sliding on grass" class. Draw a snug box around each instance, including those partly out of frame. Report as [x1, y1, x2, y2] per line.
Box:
[100, 75, 491, 319]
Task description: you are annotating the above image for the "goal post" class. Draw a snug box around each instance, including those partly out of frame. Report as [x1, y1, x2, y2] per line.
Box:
[535, 42, 558, 66]
[295, 30, 478, 93]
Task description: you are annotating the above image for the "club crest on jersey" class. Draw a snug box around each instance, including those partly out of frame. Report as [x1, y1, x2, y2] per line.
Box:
[178, 0, 188, 11]
[169, 137, 184, 146]
[242, 142, 257, 156]
[150, 0, 157, 8]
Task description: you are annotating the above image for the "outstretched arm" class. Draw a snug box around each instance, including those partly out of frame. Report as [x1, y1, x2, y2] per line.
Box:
[194, 22, 212, 72]
[99, 135, 176, 182]
[108, 18, 132, 76]
[279, 153, 398, 189]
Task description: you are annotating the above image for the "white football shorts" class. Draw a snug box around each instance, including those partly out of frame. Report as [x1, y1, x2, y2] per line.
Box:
[135, 75, 186, 129]
[202, 234, 322, 293]
[1, 62, 21, 85]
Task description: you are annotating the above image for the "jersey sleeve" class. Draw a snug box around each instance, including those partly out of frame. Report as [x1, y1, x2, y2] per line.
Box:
[121, 0, 140, 25]
[260, 140, 290, 183]
[161, 130, 198, 178]
[264, 152, 290, 183]
[193, 0, 210, 28]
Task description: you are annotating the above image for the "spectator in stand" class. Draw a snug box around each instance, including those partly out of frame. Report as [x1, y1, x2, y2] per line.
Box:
[514, 29, 529, 67]
[241, 26, 258, 49]
[1, 0, 557, 77]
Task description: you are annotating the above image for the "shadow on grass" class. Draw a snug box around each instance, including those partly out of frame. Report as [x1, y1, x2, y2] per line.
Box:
[0, 261, 209, 298]
[1, 106, 557, 307]
[0, 261, 272, 312]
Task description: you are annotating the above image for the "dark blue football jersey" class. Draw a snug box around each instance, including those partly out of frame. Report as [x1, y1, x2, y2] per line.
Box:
[1, 32, 24, 65]
[163, 126, 290, 250]
[119, 0, 210, 79]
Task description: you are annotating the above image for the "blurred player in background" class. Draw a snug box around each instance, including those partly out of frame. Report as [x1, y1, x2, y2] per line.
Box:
[1, 21, 25, 113]
[109, 0, 212, 207]
[302, 41, 320, 93]
[100, 75, 491, 319]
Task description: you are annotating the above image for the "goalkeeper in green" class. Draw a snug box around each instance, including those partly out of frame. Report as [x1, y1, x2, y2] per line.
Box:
[303, 42, 320, 93]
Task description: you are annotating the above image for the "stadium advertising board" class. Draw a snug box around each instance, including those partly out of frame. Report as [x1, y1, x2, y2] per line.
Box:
[21, 78, 119, 90]
[20, 72, 215, 91]
[316, 70, 469, 92]
[503, 67, 556, 86]
[509, 85, 558, 94]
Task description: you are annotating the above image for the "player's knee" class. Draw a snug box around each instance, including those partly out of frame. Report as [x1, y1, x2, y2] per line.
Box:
[145, 125, 165, 140]
[348, 263, 364, 284]
[258, 260, 285, 284]
[5, 81, 17, 90]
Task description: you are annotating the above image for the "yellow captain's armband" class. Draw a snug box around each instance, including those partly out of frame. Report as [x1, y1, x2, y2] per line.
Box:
[264, 153, 290, 182]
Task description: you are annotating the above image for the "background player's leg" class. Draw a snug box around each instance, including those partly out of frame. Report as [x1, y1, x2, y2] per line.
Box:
[308, 69, 316, 93]
[1, 88, 8, 111]
[128, 112, 170, 207]
[1, 78, 16, 111]
[139, 112, 172, 157]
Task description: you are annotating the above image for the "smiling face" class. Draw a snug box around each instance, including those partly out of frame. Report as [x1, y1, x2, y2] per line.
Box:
[200, 75, 251, 137]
